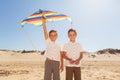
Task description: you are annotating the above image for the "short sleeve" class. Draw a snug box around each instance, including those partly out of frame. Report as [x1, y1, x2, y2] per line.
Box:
[79, 44, 84, 52]
[63, 44, 67, 52]
[59, 44, 62, 51]
[45, 38, 51, 45]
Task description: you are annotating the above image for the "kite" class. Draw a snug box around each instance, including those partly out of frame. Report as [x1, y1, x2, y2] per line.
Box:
[21, 9, 72, 27]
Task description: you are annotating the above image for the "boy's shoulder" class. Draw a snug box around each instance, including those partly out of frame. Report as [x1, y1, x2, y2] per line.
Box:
[64, 42, 81, 45]
[64, 42, 82, 48]
[76, 42, 81, 45]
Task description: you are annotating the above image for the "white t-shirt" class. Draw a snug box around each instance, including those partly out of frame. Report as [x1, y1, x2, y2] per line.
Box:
[63, 42, 83, 67]
[44, 38, 61, 61]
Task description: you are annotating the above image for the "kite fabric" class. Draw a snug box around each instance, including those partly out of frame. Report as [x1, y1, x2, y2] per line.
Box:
[21, 9, 72, 27]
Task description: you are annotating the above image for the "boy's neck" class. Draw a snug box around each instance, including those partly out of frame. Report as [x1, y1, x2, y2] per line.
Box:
[51, 40, 56, 42]
[70, 40, 75, 43]
[50, 38, 56, 42]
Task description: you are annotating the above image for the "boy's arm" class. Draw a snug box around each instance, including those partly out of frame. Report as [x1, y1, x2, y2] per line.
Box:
[75, 52, 83, 64]
[78, 52, 83, 60]
[62, 51, 72, 61]
[60, 51, 64, 72]
[42, 17, 48, 40]
[63, 52, 75, 64]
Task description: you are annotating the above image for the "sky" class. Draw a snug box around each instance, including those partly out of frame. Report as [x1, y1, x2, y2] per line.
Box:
[0, 0, 120, 52]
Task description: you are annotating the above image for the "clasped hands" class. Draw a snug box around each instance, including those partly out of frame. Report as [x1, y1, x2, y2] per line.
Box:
[69, 58, 80, 65]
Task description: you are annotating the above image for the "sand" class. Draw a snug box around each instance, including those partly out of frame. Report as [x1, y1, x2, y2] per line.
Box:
[0, 50, 120, 80]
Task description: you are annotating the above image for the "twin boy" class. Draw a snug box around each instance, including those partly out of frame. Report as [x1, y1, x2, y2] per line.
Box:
[42, 17, 83, 80]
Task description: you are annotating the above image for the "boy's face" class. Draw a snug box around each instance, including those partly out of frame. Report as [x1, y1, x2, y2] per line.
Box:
[68, 31, 77, 42]
[49, 32, 58, 41]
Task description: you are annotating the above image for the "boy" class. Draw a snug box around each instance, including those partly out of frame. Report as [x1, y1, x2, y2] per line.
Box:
[42, 17, 63, 80]
[63, 28, 83, 80]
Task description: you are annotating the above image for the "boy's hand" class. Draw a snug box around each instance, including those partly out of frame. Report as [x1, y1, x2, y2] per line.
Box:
[60, 65, 64, 72]
[42, 16, 46, 24]
[69, 59, 75, 64]
[74, 59, 80, 65]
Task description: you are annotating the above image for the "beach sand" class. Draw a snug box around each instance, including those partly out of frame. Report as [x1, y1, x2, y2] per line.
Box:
[0, 50, 120, 80]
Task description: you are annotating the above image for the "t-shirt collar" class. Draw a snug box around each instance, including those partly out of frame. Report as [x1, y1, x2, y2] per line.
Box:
[69, 41, 76, 44]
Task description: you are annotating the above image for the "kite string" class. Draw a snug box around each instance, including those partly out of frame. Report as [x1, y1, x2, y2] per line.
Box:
[22, 29, 37, 50]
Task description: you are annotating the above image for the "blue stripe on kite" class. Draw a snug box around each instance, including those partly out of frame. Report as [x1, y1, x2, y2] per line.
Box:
[46, 14, 67, 18]
[33, 10, 54, 15]
[23, 16, 42, 21]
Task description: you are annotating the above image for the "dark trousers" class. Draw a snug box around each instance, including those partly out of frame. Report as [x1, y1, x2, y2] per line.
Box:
[66, 67, 81, 80]
[44, 59, 60, 80]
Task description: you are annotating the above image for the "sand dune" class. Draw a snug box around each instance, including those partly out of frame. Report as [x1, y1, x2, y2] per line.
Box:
[0, 50, 120, 80]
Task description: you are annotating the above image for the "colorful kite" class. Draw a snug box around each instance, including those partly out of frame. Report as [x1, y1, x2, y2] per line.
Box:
[21, 9, 72, 27]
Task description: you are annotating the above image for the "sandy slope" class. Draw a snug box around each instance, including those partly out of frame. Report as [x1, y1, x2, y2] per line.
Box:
[0, 50, 120, 80]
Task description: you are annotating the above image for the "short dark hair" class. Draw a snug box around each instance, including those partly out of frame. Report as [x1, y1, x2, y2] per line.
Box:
[49, 30, 57, 36]
[68, 28, 77, 35]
